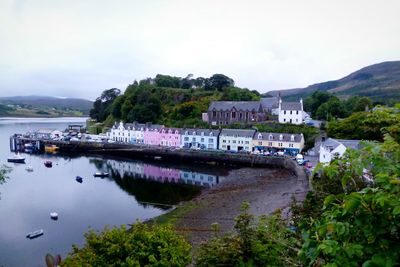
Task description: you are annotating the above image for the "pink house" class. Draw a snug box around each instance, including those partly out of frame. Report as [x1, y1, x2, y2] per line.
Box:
[143, 124, 164, 146]
[160, 128, 181, 147]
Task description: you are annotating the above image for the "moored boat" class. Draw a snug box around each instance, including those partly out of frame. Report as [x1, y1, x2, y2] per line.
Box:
[45, 145, 59, 153]
[76, 176, 83, 183]
[26, 229, 44, 239]
[7, 153, 25, 163]
[50, 212, 58, 220]
[44, 160, 53, 168]
[25, 165, 34, 172]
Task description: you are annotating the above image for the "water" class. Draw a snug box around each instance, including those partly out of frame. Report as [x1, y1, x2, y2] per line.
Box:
[0, 118, 228, 267]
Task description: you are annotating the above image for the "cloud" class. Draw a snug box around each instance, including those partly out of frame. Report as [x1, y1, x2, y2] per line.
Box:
[0, 0, 399, 99]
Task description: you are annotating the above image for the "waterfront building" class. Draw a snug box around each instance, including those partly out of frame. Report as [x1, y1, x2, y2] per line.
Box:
[207, 101, 265, 125]
[143, 124, 164, 146]
[159, 128, 181, 147]
[252, 132, 305, 155]
[108, 121, 149, 144]
[278, 98, 306, 125]
[319, 138, 360, 163]
[181, 129, 220, 149]
[218, 129, 256, 152]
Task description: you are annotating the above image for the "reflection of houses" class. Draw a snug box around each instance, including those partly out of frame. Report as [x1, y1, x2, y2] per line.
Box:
[180, 171, 219, 187]
[160, 128, 181, 147]
[107, 160, 144, 177]
[252, 132, 304, 155]
[219, 129, 256, 152]
[34, 129, 63, 140]
[181, 129, 220, 149]
[278, 99, 306, 125]
[207, 101, 265, 126]
[319, 138, 360, 163]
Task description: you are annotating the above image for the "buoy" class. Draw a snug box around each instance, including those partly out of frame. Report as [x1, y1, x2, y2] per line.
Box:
[50, 212, 58, 220]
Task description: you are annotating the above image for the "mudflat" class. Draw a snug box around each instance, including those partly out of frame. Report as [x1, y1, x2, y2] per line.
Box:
[173, 167, 309, 246]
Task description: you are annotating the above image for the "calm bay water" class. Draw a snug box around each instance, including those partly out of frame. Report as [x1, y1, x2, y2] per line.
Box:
[0, 118, 227, 267]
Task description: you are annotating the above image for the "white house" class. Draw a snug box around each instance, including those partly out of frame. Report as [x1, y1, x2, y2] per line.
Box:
[278, 98, 306, 125]
[319, 138, 360, 163]
[218, 129, 256, 152]
[181, 129, 220, 150]
[107, 121, 149, 144]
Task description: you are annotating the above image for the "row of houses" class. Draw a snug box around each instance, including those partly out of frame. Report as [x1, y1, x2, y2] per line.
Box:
[107, 122, 305, 154]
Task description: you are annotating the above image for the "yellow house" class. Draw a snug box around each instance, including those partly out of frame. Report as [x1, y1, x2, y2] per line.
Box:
[252, 132, 304, 155]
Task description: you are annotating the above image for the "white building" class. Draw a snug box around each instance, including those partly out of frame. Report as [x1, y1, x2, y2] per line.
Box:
[181, 129, 220, 150]
[107, 121, 148, 144]
[218, 129, 256, 152]
[278, 99, 306, 125]
[319, 138, 360, 163]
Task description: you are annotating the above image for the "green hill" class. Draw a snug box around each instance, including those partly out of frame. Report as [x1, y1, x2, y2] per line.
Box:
[267, 61, 400, 104]
[0, 95, 93, 117]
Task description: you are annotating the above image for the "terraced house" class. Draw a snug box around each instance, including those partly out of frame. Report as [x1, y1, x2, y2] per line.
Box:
[159, 128, 181, 147]
[252, 132, 305, 155]
[181, 129, 220, 149]
[218, 129, 256, 152]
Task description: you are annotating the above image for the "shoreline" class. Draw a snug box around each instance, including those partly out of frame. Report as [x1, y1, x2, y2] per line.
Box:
[152, 163, 309, 246]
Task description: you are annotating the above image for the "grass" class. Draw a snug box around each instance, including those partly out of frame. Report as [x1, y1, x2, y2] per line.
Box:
[152, 201, 200, 225]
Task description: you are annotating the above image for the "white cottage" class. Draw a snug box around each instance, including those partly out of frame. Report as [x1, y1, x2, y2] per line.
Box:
[278, 99, 306, 125]
[181, 129, 220, 150]
[319, 138, 360, 163]
[107, 121, 148, 144]
[218, 129, 256, 152]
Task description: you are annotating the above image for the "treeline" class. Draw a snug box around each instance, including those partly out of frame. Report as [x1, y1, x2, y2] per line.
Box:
[90, 74, 260, 128]
[303, 91, 372, 120]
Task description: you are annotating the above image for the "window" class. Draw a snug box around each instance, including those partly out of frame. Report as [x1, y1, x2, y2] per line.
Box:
[269, 135, 273, 140]
[223, 140, 226, 143]
[239, 113, 242, 119]
[209, 138, 213, 143]
[268, 142, 272, 146]
[284, 118, 286, 122]
[279, 142, 283, 147]
[258, 141, 262, 145]
[284, 110, 286, 115]
[222, 145, 226, 148]
[291, 135, 295, 141]
[232, 112, 236, 118]
[289, 143, 294, 147]
[192, 137, 196, 142]
[212, 111, 216, 117]
[290, 110, 292, 115]
[201, 138, 204, 142]
[296, 110, 299, 115]
[233, 140, 236, 144]
[245, 141, 249, 144]
[258, 133, 262, 139]
[279, 134, 283, 140]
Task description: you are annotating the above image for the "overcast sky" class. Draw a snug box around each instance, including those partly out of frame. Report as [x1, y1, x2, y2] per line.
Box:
[1, 0, 399, 100]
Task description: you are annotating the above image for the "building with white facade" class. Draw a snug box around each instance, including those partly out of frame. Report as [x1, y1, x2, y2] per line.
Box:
[181, 129, 220, 150]
[218, 129, 256, 152]
[252, 132, 305, 155]
[278, 99, 306, 125]
[319, 138, 360, 163]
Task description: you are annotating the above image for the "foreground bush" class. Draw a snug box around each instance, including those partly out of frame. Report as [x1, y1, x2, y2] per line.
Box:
[195, 203, 301, 267]
[62, 223, 191, 267]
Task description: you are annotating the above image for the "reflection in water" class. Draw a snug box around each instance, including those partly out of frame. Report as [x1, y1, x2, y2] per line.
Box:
[87, 159, 225, 210]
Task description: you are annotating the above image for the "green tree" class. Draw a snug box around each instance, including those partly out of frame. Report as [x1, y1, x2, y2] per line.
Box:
[304, 91, 334, 117]
[62, 223, 191, 266]
[90, 88, 121, 122]
[205, 74, 235, 91]
[221, 87, 260, 101]
[155, 74, 181, 88]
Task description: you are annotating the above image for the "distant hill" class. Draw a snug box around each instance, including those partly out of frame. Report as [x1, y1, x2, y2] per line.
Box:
[0, 95, 93, 117]
[267, 61, 400, 104]
[0, 95, 92, 112]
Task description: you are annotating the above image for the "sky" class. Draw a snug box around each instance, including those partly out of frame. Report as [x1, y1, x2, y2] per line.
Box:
[1, 0, 399, 100]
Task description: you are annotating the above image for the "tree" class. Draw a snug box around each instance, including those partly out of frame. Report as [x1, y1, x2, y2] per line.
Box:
[205, 74, 235, 91]
[221, 87, 260, 101]
[304, 91, 334, 117]
[62, 223, 191, 266]
[155, 74, 181, 88]
[90, 88, 121, 121]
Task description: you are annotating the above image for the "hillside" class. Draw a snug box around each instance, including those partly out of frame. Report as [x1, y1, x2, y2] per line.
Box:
[0, 95, 93, 116]
[267, 61, 400, 104]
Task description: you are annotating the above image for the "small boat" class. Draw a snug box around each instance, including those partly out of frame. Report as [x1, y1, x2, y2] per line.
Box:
[44, 160, 53, 168]
[25, 165, 34, 172]
[45, 145, 59, 153]
[24, 143, 33, 149]
[154, 156, 162, 160]
[7, 153, 25, 163]
[26, 229, 44, 239]
[93, 172, 109, 178]
[50, 212, 58, 220]
[76, 176, 83, 183]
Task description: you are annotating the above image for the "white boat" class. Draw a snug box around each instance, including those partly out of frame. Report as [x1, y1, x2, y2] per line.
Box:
[50, 212, 58, 220]
[26, 229, 44, 239]
[7, 153, 25, 163]
[93, 172, 109, 178]
[25, 165, 34, 172]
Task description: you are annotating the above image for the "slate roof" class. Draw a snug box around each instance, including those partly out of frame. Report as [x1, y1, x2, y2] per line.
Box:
[281, 102, 302, 111]
[208, 101, 262, 112]
[321, 138, 360, 151]
[254, 132, 303, 142]
[182, 128, 221, 136]
[260, 97, 279, 109]
[220, 129, 256, 138]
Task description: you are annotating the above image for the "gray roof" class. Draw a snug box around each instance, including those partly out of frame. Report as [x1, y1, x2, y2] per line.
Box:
[281, 101, 302, 111]
[261, 97, 279, 109]
[182, 128, 221, 136]
[255, 132, 303, 142]
[208, 101, 262, 112]
[336, 139, 360, 149]
[321, 138, 341, 150]
[220, 129, 256, 138]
